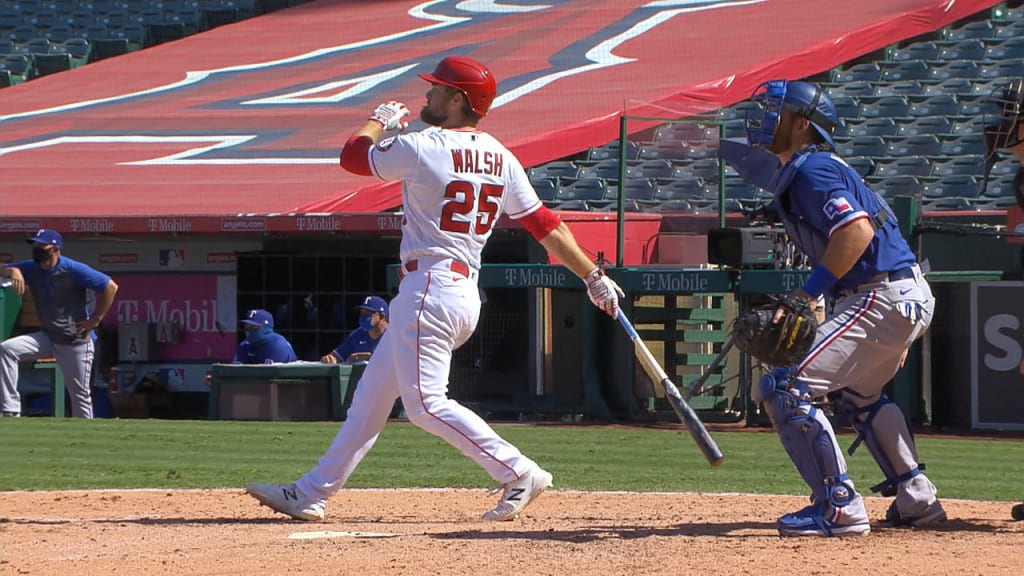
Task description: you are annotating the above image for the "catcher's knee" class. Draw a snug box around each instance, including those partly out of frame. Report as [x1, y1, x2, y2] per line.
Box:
[835, 392, 922, 495]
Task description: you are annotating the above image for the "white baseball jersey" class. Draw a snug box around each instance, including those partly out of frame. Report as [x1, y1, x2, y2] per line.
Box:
[369, 127, 542, 270]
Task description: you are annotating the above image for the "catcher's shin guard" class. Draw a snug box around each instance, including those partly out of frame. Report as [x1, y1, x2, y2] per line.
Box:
[835, 392, 924, 496]
[759, 373, 854, 508]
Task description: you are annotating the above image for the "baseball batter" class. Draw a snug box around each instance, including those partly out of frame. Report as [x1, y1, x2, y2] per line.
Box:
[743, 80, 945, 536]
[247, 56, 624, 521]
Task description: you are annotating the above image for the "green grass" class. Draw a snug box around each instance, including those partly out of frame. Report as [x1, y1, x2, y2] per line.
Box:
[0, 419, 1021, 502]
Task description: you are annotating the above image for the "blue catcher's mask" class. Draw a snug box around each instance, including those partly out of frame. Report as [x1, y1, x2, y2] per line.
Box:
[745, 80, 838, 150]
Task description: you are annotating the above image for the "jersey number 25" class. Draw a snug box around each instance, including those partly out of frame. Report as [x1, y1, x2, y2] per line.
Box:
[440, 181, 503, 235]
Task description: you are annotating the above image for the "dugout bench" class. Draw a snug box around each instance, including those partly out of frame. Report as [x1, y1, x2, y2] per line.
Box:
[207, 362, 366, 421]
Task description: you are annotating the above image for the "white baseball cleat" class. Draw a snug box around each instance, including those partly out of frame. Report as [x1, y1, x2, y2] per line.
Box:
[482, 465, 553, 521]
[246, 482, 325, 521]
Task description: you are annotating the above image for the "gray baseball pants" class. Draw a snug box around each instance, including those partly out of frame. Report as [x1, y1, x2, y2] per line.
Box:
[0, 332, 95, 418]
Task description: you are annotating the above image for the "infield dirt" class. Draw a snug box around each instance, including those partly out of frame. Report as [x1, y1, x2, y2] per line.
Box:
[1, 489, 1021, 575]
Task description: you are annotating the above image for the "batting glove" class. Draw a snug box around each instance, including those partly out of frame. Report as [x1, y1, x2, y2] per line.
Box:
[369, 101, 410, 132]
[585, 268, 625, 317]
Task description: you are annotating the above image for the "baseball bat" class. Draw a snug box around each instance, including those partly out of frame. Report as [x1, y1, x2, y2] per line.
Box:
[616, 310, 725, 467]
[684, 335, 734, 401]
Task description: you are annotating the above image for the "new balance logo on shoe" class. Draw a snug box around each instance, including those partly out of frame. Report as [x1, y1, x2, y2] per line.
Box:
[482, 465, 553, 521]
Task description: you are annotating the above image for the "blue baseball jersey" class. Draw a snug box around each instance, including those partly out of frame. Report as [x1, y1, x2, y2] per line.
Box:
[234, 333, 298, 364]
[771, 148, 917, 294]
[331, 327, 381, 362]
[9, 256, 111, 344]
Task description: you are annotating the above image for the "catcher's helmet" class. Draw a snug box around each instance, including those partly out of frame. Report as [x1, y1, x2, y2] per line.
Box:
[981, 78, 1024, 194]
[746, 80, 838, 149]
[418, 56, 497, 116]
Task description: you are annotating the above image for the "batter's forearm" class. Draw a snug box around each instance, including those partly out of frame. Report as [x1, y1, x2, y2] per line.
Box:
[538, 223, 600, 278]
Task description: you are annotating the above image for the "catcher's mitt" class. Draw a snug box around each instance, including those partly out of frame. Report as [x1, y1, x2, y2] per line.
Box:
[732, 293, 818, 367]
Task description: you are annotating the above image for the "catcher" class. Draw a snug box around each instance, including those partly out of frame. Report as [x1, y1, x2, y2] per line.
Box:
[983, 78, 1024, 521]
[734, 79, 944, 537]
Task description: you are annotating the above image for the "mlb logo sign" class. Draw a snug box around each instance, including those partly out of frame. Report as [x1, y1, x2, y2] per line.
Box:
[823, 197, 854, 220]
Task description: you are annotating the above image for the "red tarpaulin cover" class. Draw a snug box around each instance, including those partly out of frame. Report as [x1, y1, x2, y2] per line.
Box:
[0, 0, 999, 229]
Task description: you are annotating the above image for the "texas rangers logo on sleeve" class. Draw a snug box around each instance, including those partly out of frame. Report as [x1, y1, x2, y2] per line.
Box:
[823, 197, 854, 220]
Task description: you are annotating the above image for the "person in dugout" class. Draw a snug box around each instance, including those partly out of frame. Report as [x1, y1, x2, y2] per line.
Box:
[233, 309, 297, 364]
[320, 295, 389, 364]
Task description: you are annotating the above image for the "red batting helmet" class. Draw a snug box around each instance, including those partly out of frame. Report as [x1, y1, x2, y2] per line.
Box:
[418, 56, 497, 116]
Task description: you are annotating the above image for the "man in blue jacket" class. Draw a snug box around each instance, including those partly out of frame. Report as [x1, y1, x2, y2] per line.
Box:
[0, 229, 118, 418]
[234, 309, 297, 364]
[320, 296, 389, 363]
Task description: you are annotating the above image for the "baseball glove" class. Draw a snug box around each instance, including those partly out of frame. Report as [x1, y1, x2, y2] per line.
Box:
[731, 293, 818, 367]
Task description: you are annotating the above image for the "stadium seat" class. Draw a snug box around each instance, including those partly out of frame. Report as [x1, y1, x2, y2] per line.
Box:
[650, 199, 695, 213]
[722, 119, 747, 139]
[0, 38, 15, 55]
[0, 9, 20, 33]
[577, 159, 622, 181]
[607, 178, 657, 201]
[201, 1, 240, 28]
[944, 20, 995, 41]
[69, 9, 95, 30]
[989, 157, 1020, 178]
[846, 117, 898, 138]
[861, 96, 910, 119]
[843, 156, 875, 178]
[872, 81, 924, 99]
[887, 135, 943, 157]
[832, 62, 882, 82]
[639, 142, 690, 161]
[872, 175, 923, 196]
[890, 41, 940, 61]
[105, 10, 135, 30]
[931, 156, 985, 178]
[654, 179, 707, 201]
[32, 51, 71, 76]
[45, 24, 76, 43]
[116, 23, 148, 49]
[82, 24, 112, 41]
[61, 37, 92, 65]
[951, 115, 986, 136]
[880, 60, 930, 82]
[29, 10, 60, 31]
[90, 37, 130, 60]
[830, 96, 862, 119]
[981, 174, 1018, 198]
[552, 199, 591, 212]
[995, 16, 1024, 38]
[654, 122, 709, 144]
[529, 161, 580, 180]
[530, 178, 558, 202]
[838, 136, 888, 158]
[724, 179, 762, 200]
[920, 78, 973, 97]
[630, 159, 674, 179]
[25, 36, 52, 54]
[980, 60, 1024, 80]
[719, 100, 762, 122]
[873, 156, 932, 179]
[689, 158, 721, 181]
[0, 67, 13, 88]
[922, 175, 981, 198]
[89, 0, 119, 15]
[9, 24, 39, 43]
[937, 38, 987, 60]
[922, 197, 975, 211]
[928, 60, 981, 80]
[825, 80, 875, 98]
[940, 134, 986, 156]
[2, 53, 32, 81]
[984, 36, 1024, 60]
[556, 179, 609, 202]
[907, 94, 960, 117]
[895, 116, 952, 137]
[586, 141, 640, 162]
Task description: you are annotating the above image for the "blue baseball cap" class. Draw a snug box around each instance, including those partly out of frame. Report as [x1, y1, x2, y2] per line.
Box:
[27, 229, 63, 250]
[241, 309, 274, 329]
[358, 296, 388, 319]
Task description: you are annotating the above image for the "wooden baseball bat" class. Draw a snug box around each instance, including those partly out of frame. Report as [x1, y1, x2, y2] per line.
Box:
[616, 310, 725, 467]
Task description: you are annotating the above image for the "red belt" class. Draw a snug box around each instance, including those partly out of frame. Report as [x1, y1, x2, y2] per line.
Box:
[400, 259, 471, 280]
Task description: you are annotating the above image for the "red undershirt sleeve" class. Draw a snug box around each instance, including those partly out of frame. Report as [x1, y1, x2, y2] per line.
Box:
[517, 205, 562, 241]
[339, 135, 374, 176]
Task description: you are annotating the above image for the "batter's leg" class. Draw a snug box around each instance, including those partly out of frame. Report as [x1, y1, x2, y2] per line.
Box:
[295, 330, 401, 502]
[52, 340, 94, 419]
[0, 332, 52, 415]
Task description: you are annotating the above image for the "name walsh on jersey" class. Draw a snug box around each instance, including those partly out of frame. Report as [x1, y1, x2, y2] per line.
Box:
[451, 149, 504, 177]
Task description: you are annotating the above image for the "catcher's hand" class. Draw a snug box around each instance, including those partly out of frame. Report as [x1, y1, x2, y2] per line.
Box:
[732, 292, 818, 367]
[369, 101, 410, 132]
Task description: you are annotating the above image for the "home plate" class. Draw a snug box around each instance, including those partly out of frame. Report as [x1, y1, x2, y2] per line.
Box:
[288, 531, 398, 540]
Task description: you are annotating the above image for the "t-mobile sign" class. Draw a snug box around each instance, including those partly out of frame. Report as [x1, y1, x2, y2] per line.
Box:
[971, 282, 1024, 430]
